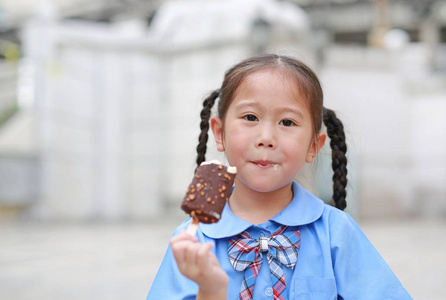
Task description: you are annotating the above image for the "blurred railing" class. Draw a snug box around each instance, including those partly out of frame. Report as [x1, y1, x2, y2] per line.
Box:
[0, 60, 18, 126]
[0, 153, 40, 209]
[0, 60, 38, 213]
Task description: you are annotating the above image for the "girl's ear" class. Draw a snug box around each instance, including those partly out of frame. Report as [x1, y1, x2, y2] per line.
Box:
[306, 132, 327, 163]
[210, 116, 225, 152]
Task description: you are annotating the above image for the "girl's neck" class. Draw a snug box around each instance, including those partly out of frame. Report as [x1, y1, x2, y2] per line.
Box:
[228, 179, 294, 225]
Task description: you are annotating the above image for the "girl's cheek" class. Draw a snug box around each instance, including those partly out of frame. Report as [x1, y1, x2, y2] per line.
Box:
[224, 137, 246, 161]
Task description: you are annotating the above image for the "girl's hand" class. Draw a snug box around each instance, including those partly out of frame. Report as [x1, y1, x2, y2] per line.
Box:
[170, 231, 228, 298]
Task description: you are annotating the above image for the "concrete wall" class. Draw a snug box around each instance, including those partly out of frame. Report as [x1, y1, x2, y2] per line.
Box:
[320, 45, 446, 219]
[3, 0, 445, 221]
[12, 0, 310, 221]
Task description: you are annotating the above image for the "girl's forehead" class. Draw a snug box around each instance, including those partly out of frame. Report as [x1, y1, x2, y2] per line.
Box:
[240, 69, 299, 91]
[233, 69, 309, 108]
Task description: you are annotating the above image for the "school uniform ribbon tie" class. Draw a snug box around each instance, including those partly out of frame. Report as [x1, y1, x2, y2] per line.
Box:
[228, 225, 301, 300]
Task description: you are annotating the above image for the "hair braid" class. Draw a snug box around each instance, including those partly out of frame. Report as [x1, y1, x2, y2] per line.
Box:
[323, 107, 348, 210]
[196, 89, 220, 169]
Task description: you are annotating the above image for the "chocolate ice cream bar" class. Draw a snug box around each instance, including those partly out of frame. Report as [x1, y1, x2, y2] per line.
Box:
[181, 160, 236, 235]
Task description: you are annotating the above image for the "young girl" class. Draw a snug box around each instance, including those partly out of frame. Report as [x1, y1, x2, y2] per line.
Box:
[147, 54, 412, 299]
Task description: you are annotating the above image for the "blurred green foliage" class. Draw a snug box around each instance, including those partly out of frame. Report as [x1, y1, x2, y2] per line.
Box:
[0, 102, 19, 127]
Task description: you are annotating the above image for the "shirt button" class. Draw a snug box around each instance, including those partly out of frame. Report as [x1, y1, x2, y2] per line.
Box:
[260, 231, 267, 237]
[265, 287, 273, 296]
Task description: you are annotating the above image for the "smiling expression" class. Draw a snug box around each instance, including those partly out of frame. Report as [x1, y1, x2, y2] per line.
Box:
[211, 69, 325, 194]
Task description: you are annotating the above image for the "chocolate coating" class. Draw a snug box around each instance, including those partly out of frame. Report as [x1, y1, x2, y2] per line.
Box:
[181, 162, 236, 224]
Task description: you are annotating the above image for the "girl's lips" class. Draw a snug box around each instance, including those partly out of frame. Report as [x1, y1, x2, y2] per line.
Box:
[251, 161, 279, 168]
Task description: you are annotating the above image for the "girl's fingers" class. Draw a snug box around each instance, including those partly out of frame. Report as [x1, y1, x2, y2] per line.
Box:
[172, 236, 214, 270]
[170, 231, 198, 263]
[184, 241, 195, 264]
[170, 231, 197, 255]
[196, 243, 213, 269]
[171, 230, 197, 244]
[185, 241, 208, 265]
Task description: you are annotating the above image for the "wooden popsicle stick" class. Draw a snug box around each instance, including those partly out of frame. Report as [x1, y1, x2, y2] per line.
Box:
[186, 218, 199, 236]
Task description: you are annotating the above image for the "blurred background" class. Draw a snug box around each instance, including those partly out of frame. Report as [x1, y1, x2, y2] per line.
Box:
[0, 0, 445, 299]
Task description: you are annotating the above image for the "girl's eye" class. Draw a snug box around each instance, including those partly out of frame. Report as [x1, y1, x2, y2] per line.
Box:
[280, 119, 295, 127]
[243, 114, 258, 122]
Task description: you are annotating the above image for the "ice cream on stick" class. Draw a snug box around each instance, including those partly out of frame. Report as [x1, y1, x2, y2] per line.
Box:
[181, 160, 237, 236]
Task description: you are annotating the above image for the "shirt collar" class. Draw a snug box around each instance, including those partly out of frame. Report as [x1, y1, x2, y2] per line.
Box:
[201, 181, 325, 239]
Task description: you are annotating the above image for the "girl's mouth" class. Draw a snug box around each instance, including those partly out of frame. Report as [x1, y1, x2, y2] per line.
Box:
[252, 161, 279, 170]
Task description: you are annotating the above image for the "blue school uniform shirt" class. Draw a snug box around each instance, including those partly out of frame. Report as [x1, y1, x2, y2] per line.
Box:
[147, 181, 412, 299]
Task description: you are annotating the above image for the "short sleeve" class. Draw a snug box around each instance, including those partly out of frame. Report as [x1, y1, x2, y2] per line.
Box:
[146, 222, 198, 300]
[330, 213, 412, 299]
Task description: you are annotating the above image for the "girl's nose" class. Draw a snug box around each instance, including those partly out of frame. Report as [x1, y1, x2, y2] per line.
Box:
[258, 141, 274, 148]
[256, 125, 276, 149]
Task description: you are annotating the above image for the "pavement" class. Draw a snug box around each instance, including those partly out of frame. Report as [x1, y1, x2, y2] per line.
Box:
[0, 213, 445, 300]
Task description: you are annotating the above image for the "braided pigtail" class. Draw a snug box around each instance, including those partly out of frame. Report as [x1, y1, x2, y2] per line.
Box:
[323, 107, 348, 210]
[196, 89, 220, 169]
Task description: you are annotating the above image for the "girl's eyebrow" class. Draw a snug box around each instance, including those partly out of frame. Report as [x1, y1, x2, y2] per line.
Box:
[234, 101, 304, 119]
[277, 107, 305, 119]
[234, 101, 260, 111]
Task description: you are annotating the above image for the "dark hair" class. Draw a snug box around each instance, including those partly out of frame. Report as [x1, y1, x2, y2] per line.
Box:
[196, 54, 348, 210]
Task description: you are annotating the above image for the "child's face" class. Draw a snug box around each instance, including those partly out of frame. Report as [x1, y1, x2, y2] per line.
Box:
[211, 70, 325, 193]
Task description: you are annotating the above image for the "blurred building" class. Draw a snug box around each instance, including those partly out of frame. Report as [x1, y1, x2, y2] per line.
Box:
[0, 0, 312, 220]
[0, 0, 445, 221]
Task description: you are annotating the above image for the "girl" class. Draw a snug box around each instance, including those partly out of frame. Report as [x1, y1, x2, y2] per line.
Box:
[147, 54, 412, 299]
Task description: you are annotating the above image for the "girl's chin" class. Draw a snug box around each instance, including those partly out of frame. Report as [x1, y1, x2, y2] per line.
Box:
[237, 178, 292, 194]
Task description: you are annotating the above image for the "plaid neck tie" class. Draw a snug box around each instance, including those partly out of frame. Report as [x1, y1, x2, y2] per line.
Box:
[228, 225, 301, 300]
